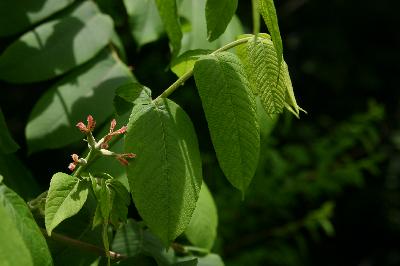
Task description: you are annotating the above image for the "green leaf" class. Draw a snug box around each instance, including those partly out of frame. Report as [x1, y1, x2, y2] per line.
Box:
[177, 254, 224, 266]
[155, 0, 182, 55]
[125, 98, 203, 244]
[185, 182, 218, 250]
[179, 0, 243, 54]
[123, 0, 164, 47]
[108, 179, 130, 227]
[0, 204, 33, 266]
[171, 49, 211, 78]
[237, 37, 283, 113]
[45, 172, 90, 235]
[0, 183, 53, 266]
[0, 0, 75, 37]
[174, 259, 198, 266]
[258, 0, 283, 68]
[112, 219, 174, 265]
[26, 49, 135, 153]
[0, 107, 19, 154]
[237, 36, 302, 116]
[205, 0, 238, 42]
[0, 1, 114, 83]
[0, 153, 41, 200]
[193, 52, 260, 192]
[114, 82, 153, 115]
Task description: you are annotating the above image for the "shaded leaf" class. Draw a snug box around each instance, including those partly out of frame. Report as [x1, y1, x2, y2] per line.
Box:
[206, 0, 238, 41]
[26, 49, 135, 153]
[125, 98, 202, 244]
[108, 179, 130, 227]
[194, 52, 260, 192]
[114, 82, 152, 115]
[0, 107, 19, 154]
[0, 153, 40, 200]
[174, 259, 198, 266]
[0, 0, 75, 37]
[258, 0, 283, 68]
[112, 219, 174, 265]
[45, 172, 90, 235]
[179, 0, 243, 54]
[185, 182, 218, 250]
[0, 1, 113, 83]
[123, 0, 164, 47]
[171, 49, 211, 78]
[155, 0, 182, 55]
[0, 183, 52, 266]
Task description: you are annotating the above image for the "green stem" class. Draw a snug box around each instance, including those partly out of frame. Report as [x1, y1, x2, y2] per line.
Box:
[154, 37, 253, 101]
[73, 148, 96, 178]
[252, 0, 260, 35]
[40, 228, 126, 260]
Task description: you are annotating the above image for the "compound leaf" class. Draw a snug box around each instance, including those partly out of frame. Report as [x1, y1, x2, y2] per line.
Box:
[45, 172, 89, 235]
[206, 0, 238, 41]
[125, 98, 202, 245]
[194, 52, 260, 193]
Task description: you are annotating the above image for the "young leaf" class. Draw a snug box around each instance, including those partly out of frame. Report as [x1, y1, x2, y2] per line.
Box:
[170, 49, 211, 78]
[112, 219, 174, 265]
[0, 107, 19, 154]
[237, 36, 303, 116]
[26, 49, 135, 153]
[45, 172, 90, 235]
[206, 0, 238, 41]
[194, 52, 260, 193]
[0, 183, 53, 266]
[108, 179, 130, 227]
[155, 0, 182, 55]
[258, 0, 283, 68]
[123, 0, 164, 47]
[0, 1, 113, 83]
[0, 0, 74, 37]
[185, 182, 218, 250]
[125, 98, 202, 244]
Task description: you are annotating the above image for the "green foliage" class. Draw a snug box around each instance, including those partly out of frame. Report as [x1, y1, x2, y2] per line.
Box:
[123, 0, 163, 48]
[125, 98, 203, 244]
[0, 108, 19, 154]
[205, 0, 238, 41]
[45, 172, 90, 235]
[0, 1, 113, 83]
[185, 182, 218, 250]
[0, 0, 311, 265]
[155, 0, 182, 55]
[194, 51, 260, 193]
[0, 0, 74, 37]
[26, 50, 134, 153]
[0, 179, 52, 266]
[258, 0, 283, 68]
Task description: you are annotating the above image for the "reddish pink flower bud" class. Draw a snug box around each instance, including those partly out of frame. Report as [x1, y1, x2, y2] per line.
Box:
[112, 126, 127, 135]
[71, 154, 79, 163]
[109, 119, 117, 133]
[117, 157, 129, 166]
[115, 153, 136, 166]
[68, 162, 76, 171]
[87, 115, 96, 131]
[76, 122, 88, 133]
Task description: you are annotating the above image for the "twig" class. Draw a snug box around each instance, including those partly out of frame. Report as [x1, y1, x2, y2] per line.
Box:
[40, 228, 127, 260]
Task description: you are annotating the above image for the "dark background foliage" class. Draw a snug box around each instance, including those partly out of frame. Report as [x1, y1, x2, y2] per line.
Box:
[1, 0, 399, 265]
